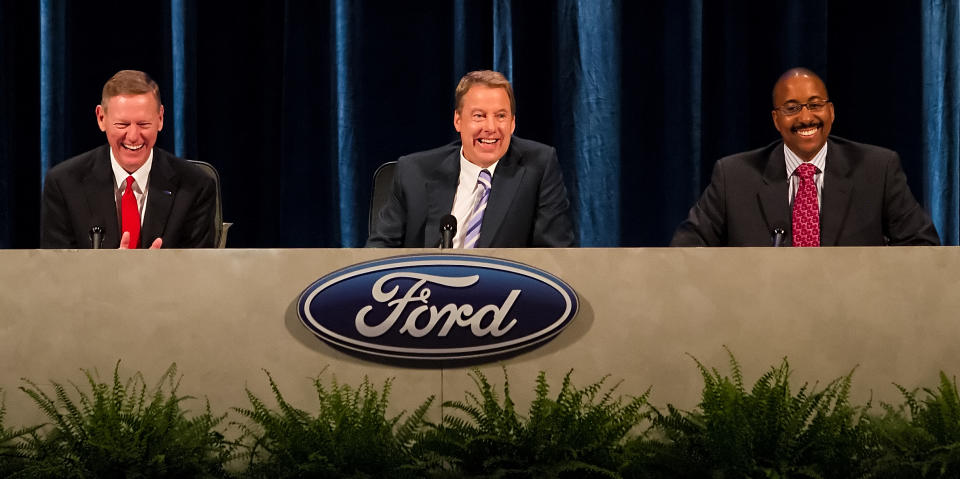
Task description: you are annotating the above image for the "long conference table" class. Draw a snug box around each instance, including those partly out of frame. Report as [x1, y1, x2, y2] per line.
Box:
[1, 247, 958, 427]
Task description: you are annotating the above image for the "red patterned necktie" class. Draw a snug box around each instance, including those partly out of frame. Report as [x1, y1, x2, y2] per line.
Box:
[121, 176, 141, 248]
[792, 163, 819, 247]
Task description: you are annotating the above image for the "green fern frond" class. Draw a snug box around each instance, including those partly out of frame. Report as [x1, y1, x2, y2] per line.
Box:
[436, 367, 651, 477]
[651, 349, 865, 479]
[234, 368, 433, 478]
[17, 361, 230, 478]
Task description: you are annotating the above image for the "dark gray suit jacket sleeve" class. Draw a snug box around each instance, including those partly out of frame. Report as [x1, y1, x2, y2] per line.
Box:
[879, 151, 940, 245]
[526, 146, 576, 247]
[41, 169, 79, 248]
[670, 157, 730, 247]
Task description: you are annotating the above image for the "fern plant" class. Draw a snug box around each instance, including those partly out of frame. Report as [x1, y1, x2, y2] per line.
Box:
[637, 348, 868, 479]
[864, 372, 960, 478]
[428, 367, 651, 478]
[16, 362, 230, 478]
[233, 368, 434, 478]
[0, 390, 40, 477]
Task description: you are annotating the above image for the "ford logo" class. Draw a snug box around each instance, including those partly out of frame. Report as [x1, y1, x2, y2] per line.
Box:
[297, 254, 579, 363]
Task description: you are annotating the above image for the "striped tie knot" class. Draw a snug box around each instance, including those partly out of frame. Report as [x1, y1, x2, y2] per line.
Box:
[477, 169, 492, 190]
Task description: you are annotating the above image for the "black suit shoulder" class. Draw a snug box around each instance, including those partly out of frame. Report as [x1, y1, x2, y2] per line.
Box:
[714, 140, 780, 174]
[151, 148, 217, 192]
[46, 145, 109, 180]
[506, 135, 556, 155]
[399, 142, 460, 163]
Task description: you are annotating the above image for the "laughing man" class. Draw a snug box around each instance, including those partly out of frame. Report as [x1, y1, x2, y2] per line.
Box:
[367, 70, 575, 248]
[41, 70, 216, 249]
[671, 67, 939, 247]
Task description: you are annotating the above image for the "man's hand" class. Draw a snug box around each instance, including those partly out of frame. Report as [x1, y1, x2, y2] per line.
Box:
[119, 231, 162, 249]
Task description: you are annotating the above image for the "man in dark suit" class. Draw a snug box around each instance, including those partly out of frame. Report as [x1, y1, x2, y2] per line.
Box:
[367, 70, 574, 248]
[671, 67, 939, 247]
[41, 70, 216, 249]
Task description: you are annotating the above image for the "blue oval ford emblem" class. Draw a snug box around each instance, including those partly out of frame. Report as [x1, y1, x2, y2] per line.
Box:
[297, 254, 579, 362]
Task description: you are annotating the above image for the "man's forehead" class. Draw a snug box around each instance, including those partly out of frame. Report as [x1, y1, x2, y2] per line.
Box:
[775, 75, 828, 102]
[104, 93, 161, 111]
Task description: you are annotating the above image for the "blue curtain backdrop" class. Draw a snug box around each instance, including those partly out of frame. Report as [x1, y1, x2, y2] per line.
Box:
[922, 0, 960, 246]
[1, 0, 958, 248]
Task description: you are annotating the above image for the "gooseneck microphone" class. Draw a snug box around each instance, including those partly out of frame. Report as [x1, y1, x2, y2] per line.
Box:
[771, 227, 786, 247]
[440, 214, 457, 249]
[89, 226, 105, 249]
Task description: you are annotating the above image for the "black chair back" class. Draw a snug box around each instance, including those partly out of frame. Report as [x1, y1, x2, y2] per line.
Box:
[187, 160, 230, 248]
[368, 161, 397, 237]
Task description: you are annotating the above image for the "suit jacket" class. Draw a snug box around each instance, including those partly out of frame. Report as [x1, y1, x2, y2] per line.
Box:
[671, 136, 940, 246]
[366, 136, 575, 248]
[41, 145, 217, 248]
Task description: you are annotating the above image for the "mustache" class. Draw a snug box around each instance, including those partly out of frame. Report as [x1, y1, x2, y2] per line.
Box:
[791, 120, 824, 133]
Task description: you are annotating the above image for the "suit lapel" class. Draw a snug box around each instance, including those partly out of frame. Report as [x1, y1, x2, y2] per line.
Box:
[478, 145, 524, 248]
[757, 145, 791, 244]
[81, 147, 122, 248]
[819, 140, 853, 246]
[424, 149, 460, 247]
[141, 150, 178, 247]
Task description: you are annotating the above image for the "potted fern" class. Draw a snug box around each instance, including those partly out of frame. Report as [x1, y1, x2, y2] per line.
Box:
[426, 367, 650, 478]
[16, 362, 231, 478]
[626, 348, 869, 479]
[233, 368, 434, 478]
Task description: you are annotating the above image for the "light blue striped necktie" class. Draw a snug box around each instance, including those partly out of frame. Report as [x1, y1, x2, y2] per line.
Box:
[462, 169, 491, 248]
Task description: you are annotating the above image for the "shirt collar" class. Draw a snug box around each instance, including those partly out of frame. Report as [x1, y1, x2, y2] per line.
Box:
[110, 148, 154, 192]
[459, 147, 499, 179]
[784, 141, 827, 177]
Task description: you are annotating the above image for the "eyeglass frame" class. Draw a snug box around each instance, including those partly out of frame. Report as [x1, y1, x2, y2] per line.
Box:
[774, 100, 832, 116]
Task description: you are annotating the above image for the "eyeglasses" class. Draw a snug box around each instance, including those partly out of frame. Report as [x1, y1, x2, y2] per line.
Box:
[775, 100, 831, 116]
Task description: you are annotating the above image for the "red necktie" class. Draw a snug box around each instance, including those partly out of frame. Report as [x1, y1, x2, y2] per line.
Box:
[121, 176, 141, 248]
[792, 163, 819, 247]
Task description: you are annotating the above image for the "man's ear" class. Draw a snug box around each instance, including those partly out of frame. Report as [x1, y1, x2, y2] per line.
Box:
[158, 104, 164, 132]
[453, 110, 461, 132]
[96, 105, 107, 132]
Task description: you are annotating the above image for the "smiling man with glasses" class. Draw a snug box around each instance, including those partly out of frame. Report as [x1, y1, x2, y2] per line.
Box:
[671, 67, 939, 247]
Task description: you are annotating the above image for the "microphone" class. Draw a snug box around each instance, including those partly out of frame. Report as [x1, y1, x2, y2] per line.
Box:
[439, 214, 457, 249]
[89, 226, 105, 249]
[771, 227, 786, 247]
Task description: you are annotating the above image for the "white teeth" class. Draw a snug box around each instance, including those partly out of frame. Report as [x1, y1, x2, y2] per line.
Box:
[797, 128, 817, 137]
[478, 139, 498, 144]
[123, 143, 144, 151]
